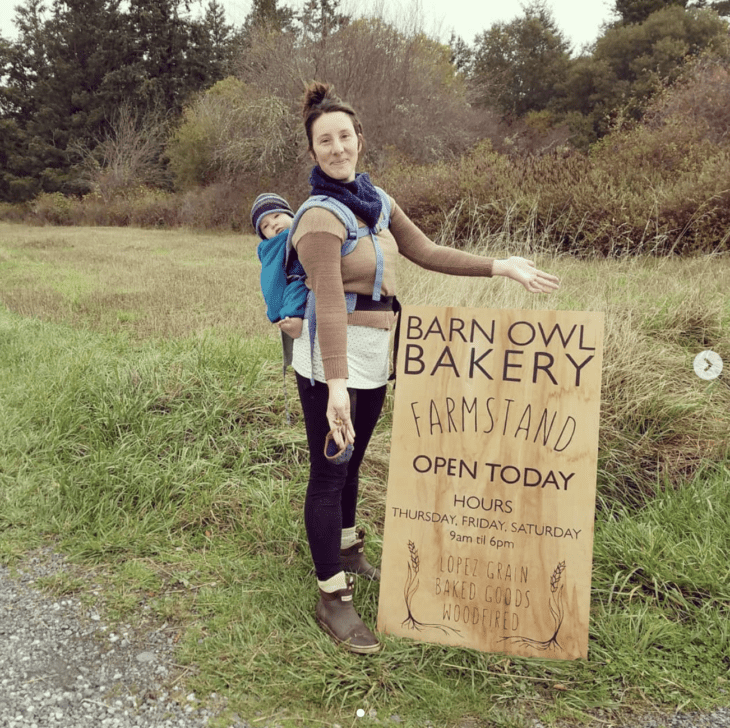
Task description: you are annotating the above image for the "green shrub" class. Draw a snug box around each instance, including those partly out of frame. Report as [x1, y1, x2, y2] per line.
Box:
[377, 52, 730, 256]
[30, 192, 75, 226]
[166, 77, 300, 191]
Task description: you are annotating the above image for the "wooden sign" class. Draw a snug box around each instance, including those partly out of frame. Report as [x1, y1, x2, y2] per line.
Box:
[377, 306, 604, 660]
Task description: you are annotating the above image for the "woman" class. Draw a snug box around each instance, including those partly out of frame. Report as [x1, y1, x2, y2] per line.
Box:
[290, 82, 560, 654]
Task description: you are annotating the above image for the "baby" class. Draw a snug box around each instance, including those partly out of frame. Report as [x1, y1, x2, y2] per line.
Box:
[252, 193, 305, 339]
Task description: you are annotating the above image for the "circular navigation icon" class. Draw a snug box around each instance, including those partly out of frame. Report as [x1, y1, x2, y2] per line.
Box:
[693, 350, 723, 381]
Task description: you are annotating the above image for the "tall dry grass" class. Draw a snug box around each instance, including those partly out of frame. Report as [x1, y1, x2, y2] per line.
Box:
[396, 218, 729, 504]
[0, 223, 269, 341]
[1, 220, 727, 505]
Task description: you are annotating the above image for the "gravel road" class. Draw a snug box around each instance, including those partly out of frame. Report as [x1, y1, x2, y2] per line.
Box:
[0, 550, 250, 728]
[1, 549, 728, 728]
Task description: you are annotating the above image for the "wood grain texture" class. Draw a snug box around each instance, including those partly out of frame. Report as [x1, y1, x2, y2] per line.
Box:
[377, 305, 604, 660]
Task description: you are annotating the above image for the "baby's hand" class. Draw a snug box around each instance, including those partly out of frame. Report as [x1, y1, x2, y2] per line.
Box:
[277, 317, 303, 339]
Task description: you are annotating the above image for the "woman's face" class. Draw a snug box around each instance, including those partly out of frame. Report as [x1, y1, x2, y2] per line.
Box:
[309, 111, 361, 182]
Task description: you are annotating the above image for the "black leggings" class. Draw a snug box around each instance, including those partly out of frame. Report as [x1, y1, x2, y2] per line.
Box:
[295, 372, 387, 581]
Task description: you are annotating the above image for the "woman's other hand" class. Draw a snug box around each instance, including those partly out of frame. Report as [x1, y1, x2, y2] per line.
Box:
[493, 257, 560, 293]
[277, 317, 303, 339]
[326, 378, 355, 448]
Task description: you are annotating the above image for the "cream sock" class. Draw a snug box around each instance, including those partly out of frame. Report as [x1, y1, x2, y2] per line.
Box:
[318, 571, 348, 593]
[341, 527, 358, 550]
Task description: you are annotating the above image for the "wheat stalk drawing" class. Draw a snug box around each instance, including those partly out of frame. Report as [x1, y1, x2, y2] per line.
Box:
[501, 561, 566, 652]
[401, 541, 461, 635]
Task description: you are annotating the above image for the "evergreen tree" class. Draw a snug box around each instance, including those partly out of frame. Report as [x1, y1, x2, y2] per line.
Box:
[2, 0, 49, 121]
[0, 0, 232, 200]
[298, 0, 349, 41]
[614, 0, 688, 24]
[0, 0, 49, 200]
[0, 0, 127, 196]
[448, 32, 472, 74]
[243, 0, 295, 35]
[184, 0, 234, 91]
[235, 0, 295, 53]
[125, 0, 193, 113]
[41, 0, 128, 141]
[470, 1, 571, 116]
[613, 0, 728, 23]
[202, 0, 234, 80]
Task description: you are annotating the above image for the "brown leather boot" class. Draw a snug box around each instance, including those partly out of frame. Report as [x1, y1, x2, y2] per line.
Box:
[316, 580, 381, 654]
[341, 529, 381, 581]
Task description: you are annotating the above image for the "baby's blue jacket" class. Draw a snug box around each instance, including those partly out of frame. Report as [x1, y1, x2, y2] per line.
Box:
[257, 229, 307, 323]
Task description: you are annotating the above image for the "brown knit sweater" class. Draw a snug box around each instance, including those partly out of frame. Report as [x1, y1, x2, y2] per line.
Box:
[292, 197, 494, 381]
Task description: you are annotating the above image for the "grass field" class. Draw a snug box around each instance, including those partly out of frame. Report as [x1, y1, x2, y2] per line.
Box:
[1, 221, 729, 728]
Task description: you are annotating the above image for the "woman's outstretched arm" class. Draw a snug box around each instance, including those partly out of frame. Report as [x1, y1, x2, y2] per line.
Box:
[390, 201, 559, 293]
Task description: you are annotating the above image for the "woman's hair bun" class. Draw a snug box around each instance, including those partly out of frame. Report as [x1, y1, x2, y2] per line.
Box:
[302, 81, 335, 118]
[301, 80, 364, 152]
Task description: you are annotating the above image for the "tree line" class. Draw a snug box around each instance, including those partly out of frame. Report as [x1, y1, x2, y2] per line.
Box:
[467, 0, 730, 143]
[1, 0, 728, 204]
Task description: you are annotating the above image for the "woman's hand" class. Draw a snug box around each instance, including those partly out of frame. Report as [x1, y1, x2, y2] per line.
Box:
[493, 257, 560, 293]
[326, 378, 355, 449]
[276, 317, 303, 339]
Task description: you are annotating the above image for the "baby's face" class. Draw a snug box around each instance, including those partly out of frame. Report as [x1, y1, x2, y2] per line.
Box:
[260, 212, 293, 239]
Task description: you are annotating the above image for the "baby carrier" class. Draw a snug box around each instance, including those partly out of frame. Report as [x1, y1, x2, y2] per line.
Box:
[257, 230, 307, 325]
[284, 187, 397, 385]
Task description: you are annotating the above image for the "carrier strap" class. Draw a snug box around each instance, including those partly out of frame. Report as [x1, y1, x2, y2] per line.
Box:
[286, 188, 392, 385]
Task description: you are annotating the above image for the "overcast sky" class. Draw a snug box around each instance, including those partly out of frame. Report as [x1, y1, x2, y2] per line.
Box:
[1, 0, 615, 53]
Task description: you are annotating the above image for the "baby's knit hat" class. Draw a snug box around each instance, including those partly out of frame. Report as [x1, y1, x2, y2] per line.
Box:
[251, 193, 294, 239]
